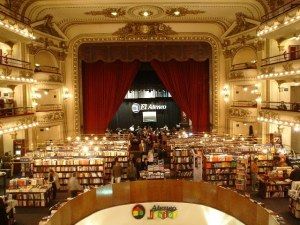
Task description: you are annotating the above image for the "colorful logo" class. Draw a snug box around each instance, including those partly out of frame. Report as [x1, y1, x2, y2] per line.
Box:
[132, 204, 145, 219]
[147, 205, 178, 220]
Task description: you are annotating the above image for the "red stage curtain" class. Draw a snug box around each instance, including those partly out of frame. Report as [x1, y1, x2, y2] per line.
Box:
[151, 59, 210, 132]
[82, 60, 140, 134]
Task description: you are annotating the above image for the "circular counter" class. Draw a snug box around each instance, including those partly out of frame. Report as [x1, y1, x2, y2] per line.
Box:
[43, 180, 281, 225]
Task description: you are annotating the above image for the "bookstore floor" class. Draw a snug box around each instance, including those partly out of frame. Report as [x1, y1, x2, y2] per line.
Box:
[11, 191, 299, 225]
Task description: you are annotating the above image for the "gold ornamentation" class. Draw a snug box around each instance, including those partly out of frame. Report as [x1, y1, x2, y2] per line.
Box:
[282, 62, 293, 71]
[223, 49, 233, 58]
[113, 22, 176, 39]
[37, 111, 64, 124]
[49, 74, 63, 83]
[227, 12, 257, 36]
[228, 108, 251, 118]
[229, 71, 244, 80]
[85, 8, 126, 18]
[259, 110, 279, 119]
[166, 7, 205, 17]
[34, 15, 63, 38]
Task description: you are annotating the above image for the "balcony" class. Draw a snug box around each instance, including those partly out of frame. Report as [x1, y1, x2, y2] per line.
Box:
[0, 107, 34, 118]
[231, 101, 257, 108]
[0, 4, 35, 41]
[261, 49, 300, 67]
[261, 101, 300, 112]
[261, 0, 300, 23]
[36, 110, 64, 126]
[230, 62, 257, 71]
[36, 104, 63, 112]
[34, 65, 63, 84]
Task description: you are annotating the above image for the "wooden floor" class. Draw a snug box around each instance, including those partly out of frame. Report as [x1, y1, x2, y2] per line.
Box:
[13, 191, 300, 225]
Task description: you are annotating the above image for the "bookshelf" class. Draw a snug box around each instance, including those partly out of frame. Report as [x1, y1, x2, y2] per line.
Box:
[170, 148, 193, 179]
[259, 181, 291, 198]
[203, 154, 237, 186]
[235, 156, 249, 191]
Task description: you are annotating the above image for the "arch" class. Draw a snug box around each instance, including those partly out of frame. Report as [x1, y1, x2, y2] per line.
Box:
[232, 46, 257, 65]
[43, 180, 280, 225]
[34, 50, 58, 67]
[69, 33, 221, 135]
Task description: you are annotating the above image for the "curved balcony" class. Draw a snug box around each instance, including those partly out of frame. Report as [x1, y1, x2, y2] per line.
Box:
[0, 107, 34, 118]
[261, 0, 300, 23]
[0, 4, 31, 25]
[34, 65, 63, 84]
[36, 104, 63, 112]
[41, 180, 281, 225]
[261, 49, 300, 67]
[261, 101, 300, 112]
[0, 56, 31, 70]
[230, 62, 257, 71]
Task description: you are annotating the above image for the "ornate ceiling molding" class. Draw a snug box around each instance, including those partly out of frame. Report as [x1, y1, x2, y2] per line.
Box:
[166, 7, 205, 17]
[69, 32, 221, 135]
[85, 8, 126, 18]
[113, 22, 176, 40]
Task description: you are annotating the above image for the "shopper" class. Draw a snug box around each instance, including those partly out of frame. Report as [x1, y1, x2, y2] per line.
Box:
[290, 165, 300, 181]
[67, 172, 82, 197]
[126, 160, 137, 181]
[0, 197, 8, 225]
[48, 169, 60, 199]
[141, 157, 149, 170]
[135, 157, 143, 179]
[111, 158, 122, 183]
[251, 158, 259, 191]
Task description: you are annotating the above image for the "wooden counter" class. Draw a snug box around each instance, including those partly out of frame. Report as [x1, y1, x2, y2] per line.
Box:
[44, 180, 281, 225]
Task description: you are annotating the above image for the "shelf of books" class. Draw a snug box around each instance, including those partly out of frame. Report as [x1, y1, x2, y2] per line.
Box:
[170, 148, 193, 179]
[7, 178, 52, 207]
[203, 154, 237, 186]
[288, 181, 300, 218]
[235, 156, 250, 191]
[31, 139, 130, 190]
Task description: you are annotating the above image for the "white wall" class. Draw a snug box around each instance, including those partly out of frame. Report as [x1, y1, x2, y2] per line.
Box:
[76, 202, 244, 225]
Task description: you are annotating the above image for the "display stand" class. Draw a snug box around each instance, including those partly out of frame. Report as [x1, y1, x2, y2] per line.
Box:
[259, 180, 291, 198]
[235, 156, 249, 191]
[288, 181, 300, 218]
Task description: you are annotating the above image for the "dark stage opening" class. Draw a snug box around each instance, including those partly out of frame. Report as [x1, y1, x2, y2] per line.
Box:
[108, 62, 182, 130]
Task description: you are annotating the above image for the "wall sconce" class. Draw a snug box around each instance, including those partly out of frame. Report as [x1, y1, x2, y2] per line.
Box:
[63, 88, 72, 100]
[221, 85, 230, 103]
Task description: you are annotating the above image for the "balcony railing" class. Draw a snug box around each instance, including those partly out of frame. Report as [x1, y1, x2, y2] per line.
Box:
[0, 107, 34, 118]
[0, 56, 31, 70]
[0, 4, 31, 25]
[261, 49, 300, 66]
[36, 104, 63, 112]
[34, 66, 60, 74]
[231, 62, 257, 71]
[232, 101, 257, 108]
[261, 101, 300, 112]
[261, 0, 300, 22]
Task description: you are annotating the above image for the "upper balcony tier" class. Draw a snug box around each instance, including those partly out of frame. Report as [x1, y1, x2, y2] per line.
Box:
[232, 101, 257, 108]
[34, 65, 63, 84]
[228, 63, 258, 81]
[0, 107, 34, 119]
[0, 56, 35, 83]
[261, 49, 300, 67]
[0, 4, 35, 41]
[261, 101, 300, 112]
[257, 1, 300, 39]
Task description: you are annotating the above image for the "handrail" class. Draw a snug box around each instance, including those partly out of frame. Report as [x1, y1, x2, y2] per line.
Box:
[261, 101, 300, 112]
[0, 4, 31, 25]
[0, 107, 34, 118]
[232, 101, 257, 107]
[261, 49, 300, 66]
[261, 0, 300, 22]
[35, 66, 60, 74]
[231, 62, 257, 71]
[36, 104, 63, 112]
[0, 56, 31, 70]
[42, 180, 281, 225]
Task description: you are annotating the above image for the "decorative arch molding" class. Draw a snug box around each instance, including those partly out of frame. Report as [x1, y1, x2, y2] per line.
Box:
[69, 32, 222, 135]
[232, 44, 258, 64]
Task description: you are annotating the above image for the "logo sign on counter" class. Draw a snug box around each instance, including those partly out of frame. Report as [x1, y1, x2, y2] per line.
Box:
[147, 205, 178, 220]
[131, 103, 167, 113]
[132, 204, 146, 219]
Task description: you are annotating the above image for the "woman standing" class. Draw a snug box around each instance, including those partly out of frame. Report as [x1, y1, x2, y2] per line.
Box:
[48, 169, 60, 199]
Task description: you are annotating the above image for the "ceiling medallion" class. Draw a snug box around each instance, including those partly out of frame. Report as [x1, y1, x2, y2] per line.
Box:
[127, 5, 164, 19]
[85, 8, 126, 18]
[113, 22, 176, 39]
[166, 7, 205, 17]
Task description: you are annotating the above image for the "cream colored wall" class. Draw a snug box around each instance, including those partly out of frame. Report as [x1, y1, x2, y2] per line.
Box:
[232, 47, 257, 65]
[230, 120, 258, 137]
[232, 85, 257, 101]
[36, 89, 61, 106]
[3, 130, 25, 155]
[36, 125, 62, 143]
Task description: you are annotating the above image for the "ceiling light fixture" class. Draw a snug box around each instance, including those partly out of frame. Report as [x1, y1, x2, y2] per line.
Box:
[142, 11, 150, 17]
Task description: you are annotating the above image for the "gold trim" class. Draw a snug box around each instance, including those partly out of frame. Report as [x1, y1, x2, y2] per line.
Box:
[70, 33, 221, 135]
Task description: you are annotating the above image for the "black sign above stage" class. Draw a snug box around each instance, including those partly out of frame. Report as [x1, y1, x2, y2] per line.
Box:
[132, 103, 167, 113]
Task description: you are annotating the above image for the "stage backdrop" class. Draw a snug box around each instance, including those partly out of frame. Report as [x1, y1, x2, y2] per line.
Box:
[82, 59, 209, 134]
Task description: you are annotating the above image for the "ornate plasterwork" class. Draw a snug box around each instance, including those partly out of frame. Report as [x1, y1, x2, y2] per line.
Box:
[85, 8, 126, 18]
[113, 22, 176, 39]
[70, 33, 221, 135]
[228, 108, 251, 118]
[127, 5, 164, 19]
[259, 110, 279, 119]
[27, 43, 67, 62]
[37, 111, 64, 124]
[228, 71, 245, 80]
[166, 7, 205, 17]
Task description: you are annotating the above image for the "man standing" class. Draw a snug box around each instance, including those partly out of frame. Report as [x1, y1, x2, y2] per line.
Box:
[251, 158, 259, 191]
